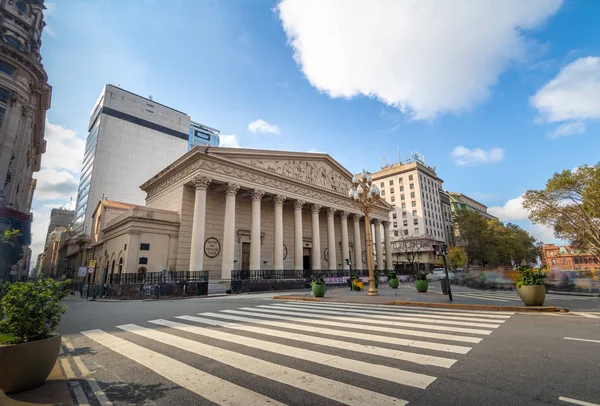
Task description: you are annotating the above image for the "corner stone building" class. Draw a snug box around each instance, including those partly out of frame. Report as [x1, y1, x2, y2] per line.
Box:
[86, 148, 394, 284]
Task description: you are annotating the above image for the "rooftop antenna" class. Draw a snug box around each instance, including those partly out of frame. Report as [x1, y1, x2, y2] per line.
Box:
[380, 156, 389, 169]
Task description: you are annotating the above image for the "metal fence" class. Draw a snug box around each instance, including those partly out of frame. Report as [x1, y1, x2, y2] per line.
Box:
[108, 271, 209, 285]
[230, 269, 392, 281]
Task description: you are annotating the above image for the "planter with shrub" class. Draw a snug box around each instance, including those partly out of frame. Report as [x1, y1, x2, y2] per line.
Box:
[415, 272, 429, 292]
[350, 273, 363, 291]
[0, 278, 70, 393]
[311, 274, 326, 297]
[387, 271, 399, 289]
[516, 266, 546, 306]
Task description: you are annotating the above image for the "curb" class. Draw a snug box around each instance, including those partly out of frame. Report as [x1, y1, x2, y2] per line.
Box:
[273, 296, 560, 312]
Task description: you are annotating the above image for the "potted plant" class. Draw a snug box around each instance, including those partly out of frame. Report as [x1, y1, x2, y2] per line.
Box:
[516, 266, 546, 306]
[311, 274, 326, 297]
[350, 273, 362, 291]
[374, 272, 380, 289]
[387, 271, 399, 289]
[0, 278, 70, 393]
[415, 271, 429, 292]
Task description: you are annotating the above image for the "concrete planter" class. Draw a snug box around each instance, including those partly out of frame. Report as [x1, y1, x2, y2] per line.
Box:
[415, 280, 429, 292]
[0, 334, 61, 393]
[518, 285, 546, 306]
[388, 278, 400, 289]
[312, 283, 326, 297]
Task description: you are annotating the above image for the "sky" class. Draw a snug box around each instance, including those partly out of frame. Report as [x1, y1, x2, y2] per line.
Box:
[30, 0, 600, 265]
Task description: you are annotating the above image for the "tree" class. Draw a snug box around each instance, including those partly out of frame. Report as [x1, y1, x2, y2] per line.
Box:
[453, 209, 490, 265]
[392, 236, 430, 272]
[0, 229, 23, 270]
[447, 246, 467, 269]
[523, 164, 600, 257]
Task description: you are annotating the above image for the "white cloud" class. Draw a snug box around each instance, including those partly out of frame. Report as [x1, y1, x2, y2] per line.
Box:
[531, 56, 600, 122]
[528, 223, 559, 243]
[307, 148, 326, 154]
[42, 120, 85, 173]
[44, 2, 56, 15]
[30, 208, 51, 268]
[277, 0, 563, 120]
[451, 146, 504, 166]
[547, 121, 586, 139]
[248, 119, 280, 134]
[219, 134, 241, 148]
[488, 195, 529, 221]
[44, 26, 56, 37]
[33, 169, 78, 201]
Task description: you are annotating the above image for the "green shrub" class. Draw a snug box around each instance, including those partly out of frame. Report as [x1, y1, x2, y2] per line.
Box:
[0, 278, 70, 344]
[416, 271, 428, 281]
[516, 266, 546, 287]
[311, 274, 325, 286]
[387, 271, 398, 280]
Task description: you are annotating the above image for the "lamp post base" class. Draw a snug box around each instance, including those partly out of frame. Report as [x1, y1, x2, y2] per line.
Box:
[367, 289, 379, 296]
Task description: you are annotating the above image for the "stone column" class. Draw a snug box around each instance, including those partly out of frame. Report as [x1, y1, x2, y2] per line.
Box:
[189, 176, 211, 272]
[221, 183, 240, 279]
[273, 195, 286, 270]
[353, 214, 362, 270]
[327, 208, 337, 270]
[250, 189, 264, 270]
[374, 219, 384, 270]
[340, 211, 350, 270]
[293, 200, 304, 271]
[311, 204, 322, 270]
[383, 221, 393, 271]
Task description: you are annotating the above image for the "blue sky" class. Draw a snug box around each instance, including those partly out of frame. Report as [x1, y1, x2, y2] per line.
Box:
[31, 0, 600, 261]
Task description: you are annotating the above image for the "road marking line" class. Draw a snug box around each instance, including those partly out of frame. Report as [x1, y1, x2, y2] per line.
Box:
[318, 302, 515, 316]
[59, 357, 90, 406]
[119, 323, 408, 406]
[451, 294, 513, 302]
[559, 396, 600, 405]
[175, 314, 456, 368]
[81, 329, 285, 406]
[564, 337, 600, 344]
[272, 303, 503, 327]
[202, 311, 474, 353]
[251, 306, 493, 335]
[571, 312, 600, 319]
[301, 302, 513, 319]
[151, 318, 436, 388]
[63, 337, 113, 406]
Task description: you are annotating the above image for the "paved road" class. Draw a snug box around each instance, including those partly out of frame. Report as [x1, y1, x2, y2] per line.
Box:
[57, 295, 600, 406]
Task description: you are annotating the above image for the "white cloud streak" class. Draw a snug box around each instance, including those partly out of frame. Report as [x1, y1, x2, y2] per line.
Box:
[219, 134, 241, 148]
[248, 119, 280, 134]
[41, 120, 85, 173]
[278, 0, 563, 120]
[451, 146, 504, 166]
[488, 195, 529, 221]
[532, 56, 600, 123]
[547, 122, 586, 139]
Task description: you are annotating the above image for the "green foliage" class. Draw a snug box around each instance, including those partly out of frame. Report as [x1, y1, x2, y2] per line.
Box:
[0, 278, 70, 344]
[350, 273, 358, 280]
[416, 271, 428, 281]
[311, 274, 325, 286]
[387, 271, 398, 279]
[523, 164, 600, 257]
[447, 246, 467, 269]
[516, 266, 547, 286]
[453, 209, 539, 267]
[0, 229, 23, 269]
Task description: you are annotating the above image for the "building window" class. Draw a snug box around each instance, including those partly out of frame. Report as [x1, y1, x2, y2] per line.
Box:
[394, 231, 399, 237]
[0, 107, 5, 127]
[410, 183, 414, 189]
[380, 182, 384, 188]
[414, 228, 419, 235]
[3, 35, 23, 51]
[414, 218, 418, 225]
[391, 196, 395, 202]
[389, 179, 394, 186]
[16, 1, 28, 13]
[124, 243, 128, 251]
[399, 186, 404, 192]
[402, 211, 407, 218]
[381, 190, 385, 196]
[411, 201, 417, 207]
[392, 213, 397, 219]
[404, 229, 409, 236]
[0, 60, 16, 76]
[401, 194, 405, 200]
[410, 192, 415, 198]
[403, 220, 408, 226]
[139, 257, 148, 265]
[393, 221, 398, 228]
[140, 243, 150, 251]
[390, 188, 394, 194]
[0, 88, 9, 103]
[401, 203, 406, 209]
[412, 210, 417, 216]
[399, 177, 403, 183]
[409, 175, 413, 181]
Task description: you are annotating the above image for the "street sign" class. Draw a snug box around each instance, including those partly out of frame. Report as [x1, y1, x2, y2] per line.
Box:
[78, 266, 87, 277]
[11, 264, 17, 270]
[88, 260, 96, 268]
[9, 269, 17, 276]
[87, 267, 95, 275]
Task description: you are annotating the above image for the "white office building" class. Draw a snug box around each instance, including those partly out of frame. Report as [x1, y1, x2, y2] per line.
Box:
[73, 85, 192, 234]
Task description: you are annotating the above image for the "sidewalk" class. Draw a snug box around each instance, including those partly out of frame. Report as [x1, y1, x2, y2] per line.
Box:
[274, 284, 559, 312]
[0, 361, 73, 406]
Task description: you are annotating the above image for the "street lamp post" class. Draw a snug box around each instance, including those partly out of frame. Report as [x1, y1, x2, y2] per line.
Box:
[348, 170, 381, 296]
[433, 244, 453, 301]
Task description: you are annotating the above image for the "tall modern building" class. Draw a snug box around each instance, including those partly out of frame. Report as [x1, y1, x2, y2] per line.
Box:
[0, 0, 52, 280]
[448, 192, 497, 220]
[44, 208, 74, 247]
[73, 85, 193, 234]
[188, 120, 220, 150]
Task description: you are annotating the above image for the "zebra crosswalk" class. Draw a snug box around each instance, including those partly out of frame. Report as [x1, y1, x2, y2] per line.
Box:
[452, 290, 598, 302]
[77, 302, 514, 405]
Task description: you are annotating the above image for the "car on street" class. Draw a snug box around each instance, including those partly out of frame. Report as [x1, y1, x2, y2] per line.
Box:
[427, 268, 456, 281]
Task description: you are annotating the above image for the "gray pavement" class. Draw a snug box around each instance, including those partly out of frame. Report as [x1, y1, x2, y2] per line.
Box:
[55, 292, 600, 405]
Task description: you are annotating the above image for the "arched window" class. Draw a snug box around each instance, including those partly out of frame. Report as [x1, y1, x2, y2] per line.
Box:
[110, 260, 115, 276]
[574, 258, 579, 264]
[551, 260, 556, 265]
[137, 267, 147, 282]
[118, 258, 123, 274]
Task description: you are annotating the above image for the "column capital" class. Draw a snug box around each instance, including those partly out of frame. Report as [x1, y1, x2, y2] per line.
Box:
[353, 213, 363, 222]
[273, 195, 286, 206]
[327, 207, 336, 217]
[192, 176, 212, 191]
[382, 220, 390, 228]
[225, 183, 240, 196]
[250, 189, 265, 201]
[293, 200, 305, 210]
[311, 204, 322, 214]
[374, 218, 383, 226]
[340, 211, 349, 220]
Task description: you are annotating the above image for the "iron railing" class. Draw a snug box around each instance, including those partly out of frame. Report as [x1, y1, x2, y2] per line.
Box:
[108, 271, 208, 285]
[230, 269, 393, 281]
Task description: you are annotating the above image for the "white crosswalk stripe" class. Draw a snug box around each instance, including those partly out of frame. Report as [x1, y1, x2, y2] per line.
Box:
[77, 303, 514, 405]
[451, 291, 598, 302]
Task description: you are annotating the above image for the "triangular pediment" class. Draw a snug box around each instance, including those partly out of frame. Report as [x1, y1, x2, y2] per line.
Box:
[209, 148, 354, 195]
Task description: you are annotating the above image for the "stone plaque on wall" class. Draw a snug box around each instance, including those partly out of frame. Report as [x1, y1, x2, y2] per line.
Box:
[204, 237, 221, 258]
[283, 244, 288, 260]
